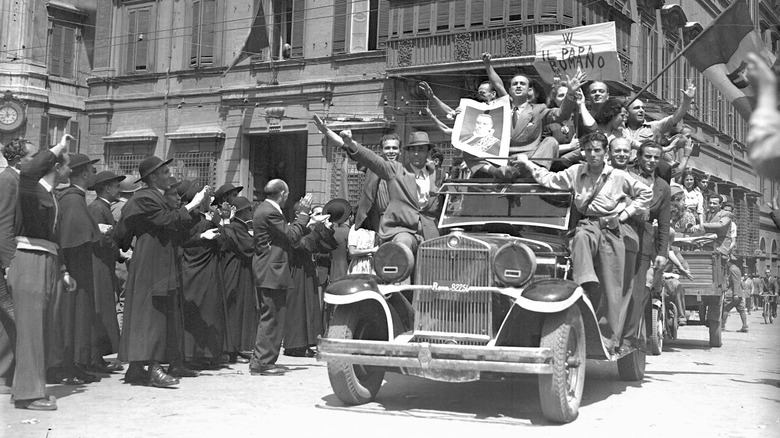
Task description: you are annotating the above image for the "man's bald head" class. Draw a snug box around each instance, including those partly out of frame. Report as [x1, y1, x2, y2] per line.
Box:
[264, 179, 289, 202]
[608, 137, 632, 170]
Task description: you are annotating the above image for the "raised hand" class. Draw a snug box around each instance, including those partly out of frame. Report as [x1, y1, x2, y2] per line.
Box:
[312, 114, 345, 146]
[56, 133, 75, 148]
[566, 67, 587, 93]
[482, 52, 492, 63]
[682, 79, 696, 99]
[746, 52, 777, 92]
[418, 81, 434, 99]
[299, 193, 314, 213]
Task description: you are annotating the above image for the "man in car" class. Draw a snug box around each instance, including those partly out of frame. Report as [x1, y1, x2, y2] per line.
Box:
[515, 132, 652, 353]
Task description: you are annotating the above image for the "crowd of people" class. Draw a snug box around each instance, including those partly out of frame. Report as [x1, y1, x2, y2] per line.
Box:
[0, 50, 777, 411]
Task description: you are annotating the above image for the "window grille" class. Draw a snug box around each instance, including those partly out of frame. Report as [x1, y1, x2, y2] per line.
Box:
[105, 153, 146, 181]
[169, 151, 218, 187]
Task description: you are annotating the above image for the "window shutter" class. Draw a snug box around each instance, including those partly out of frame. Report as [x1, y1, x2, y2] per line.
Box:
[201, 0, 216, 65]
[562, 0, 574, 25]
[508, 1, 522, 22]
[291, 0, 305, 57]
[453, 0, 466, 29]
[191, 0, 201, 66]
[489, 0, 504, 26]
[62, 27, 75, 79]
[50, 24, 63, 77]
[39, 115, 50, 149]
[135, 9, 150, 71]
[540, 0, 559, 22]
[418, 2, 431, 34]
[376, 0, 389, 48]
[332, 0, 347, 54]
[402, 4, 413, 34]
[126, 10, 137, 73]
[470, 0, 484, 27]
[436, 1, 450, 31]
[69, 121, 80, 152]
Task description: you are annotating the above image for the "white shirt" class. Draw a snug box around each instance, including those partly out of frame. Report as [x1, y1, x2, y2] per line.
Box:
[411, 165, 431, 205]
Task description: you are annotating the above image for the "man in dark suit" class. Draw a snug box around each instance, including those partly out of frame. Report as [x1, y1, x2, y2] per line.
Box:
[249, 180, 312, 376]
[115, 157, 209, 387]
[87, 171, 126, 373]
[9, 134, 77, 410]
[622, 141, 671, 352]
[0, 138, 37, 394]
[52, 153, 102, 385]
[354, 133, 400, 231]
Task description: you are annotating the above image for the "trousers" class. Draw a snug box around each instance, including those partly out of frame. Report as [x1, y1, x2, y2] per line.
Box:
[250, 288, 287, 367]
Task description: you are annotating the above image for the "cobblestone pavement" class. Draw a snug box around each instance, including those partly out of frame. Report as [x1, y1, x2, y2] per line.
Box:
[1, 311, 778, 438]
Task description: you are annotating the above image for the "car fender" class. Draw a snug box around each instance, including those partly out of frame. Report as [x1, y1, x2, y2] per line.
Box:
[515, 279, 584, 313]
[324, 275, 395, 340]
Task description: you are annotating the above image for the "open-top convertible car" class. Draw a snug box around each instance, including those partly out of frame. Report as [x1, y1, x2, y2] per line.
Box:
[317, 180, 646, 423]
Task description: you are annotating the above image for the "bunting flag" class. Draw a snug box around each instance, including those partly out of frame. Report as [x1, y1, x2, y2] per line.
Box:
[682, 0, 776, 121]
[224, 1, 270, 75]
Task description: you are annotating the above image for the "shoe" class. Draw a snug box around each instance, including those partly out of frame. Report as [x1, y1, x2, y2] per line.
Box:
[283, 347, 316, 358]
[124, 365, 149, 385]
[678, 318, 687, 326]
[15, 396, 57, 411]
[235, 356, 249, 364]
[86, 360, 124, 373]
[737, 327, 749, 333]
[148, 363, 180, 387]
[168, 365, 200, 378]
[73, 366, 100, 383]
[249, 364, 286, 376]
[46, 368, 84, 385]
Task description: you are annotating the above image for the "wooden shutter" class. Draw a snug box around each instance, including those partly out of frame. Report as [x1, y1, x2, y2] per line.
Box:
[436, 1, 450, 31]
[191, 0, 201, 66]
[332, 0, 347, 53]
[69, 120, 80, 152]
[291, 0, 305, 57]
[135, 9, 150, 71]
[489, 0, 504, 26]
[470, 0, 484, 27]
[418, 2, 431, 34]
[126, 10, 137, 73]
[376, 0, 389, 48]
[562, 0, 574, 25]
[540, 0, 559, 22]
[402, 4, 413, 34]
[201, 0, 216, 64]
[453, 0, 466, 29]
[508, 1, 522, 22]
[62, 27, 75, 79]
[39, 115, 49, 149]
[50, 24, 63, 77]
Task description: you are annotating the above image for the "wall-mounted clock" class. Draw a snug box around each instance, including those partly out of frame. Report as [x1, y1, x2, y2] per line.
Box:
[0, 100, 25, 132]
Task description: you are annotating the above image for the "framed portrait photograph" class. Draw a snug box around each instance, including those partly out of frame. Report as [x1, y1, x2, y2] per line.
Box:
[451, 96, 511, 165]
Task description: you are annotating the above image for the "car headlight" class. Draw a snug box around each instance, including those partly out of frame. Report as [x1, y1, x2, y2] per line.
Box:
[373, 241, 414, 283]
[493, 242, 536, 287]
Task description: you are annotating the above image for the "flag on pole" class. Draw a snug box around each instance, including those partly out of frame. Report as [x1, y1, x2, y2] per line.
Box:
[682, 0, 776, 121]
[224, 1, 270, 76]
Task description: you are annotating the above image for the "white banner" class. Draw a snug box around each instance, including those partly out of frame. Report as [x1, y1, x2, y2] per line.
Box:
[534, 22, 622, 83]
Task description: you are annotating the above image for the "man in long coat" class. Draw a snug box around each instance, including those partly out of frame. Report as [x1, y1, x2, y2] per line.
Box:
[115, 157, 208, 387]
[87, 171, 125, 372]
[53, 153, 101, 384]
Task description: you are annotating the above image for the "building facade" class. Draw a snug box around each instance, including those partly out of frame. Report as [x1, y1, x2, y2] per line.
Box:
[1, 0, 778, 272]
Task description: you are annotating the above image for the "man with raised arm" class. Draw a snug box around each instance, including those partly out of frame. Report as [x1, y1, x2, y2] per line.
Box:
[515, 132, 652, 353]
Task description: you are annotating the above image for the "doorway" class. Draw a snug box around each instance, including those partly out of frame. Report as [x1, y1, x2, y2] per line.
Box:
[249, 131, 308, 220]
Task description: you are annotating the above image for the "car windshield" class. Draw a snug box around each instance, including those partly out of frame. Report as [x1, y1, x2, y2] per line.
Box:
[438, 182, 572, 230]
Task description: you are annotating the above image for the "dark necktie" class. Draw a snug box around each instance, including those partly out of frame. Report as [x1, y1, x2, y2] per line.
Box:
[512, 106, 519, 129]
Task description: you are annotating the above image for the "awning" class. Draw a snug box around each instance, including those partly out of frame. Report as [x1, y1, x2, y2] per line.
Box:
[164, 127, 225, 140]
[102, 130, 158, 143]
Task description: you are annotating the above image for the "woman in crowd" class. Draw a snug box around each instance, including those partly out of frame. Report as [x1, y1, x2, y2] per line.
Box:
[678, 169, 705, 230]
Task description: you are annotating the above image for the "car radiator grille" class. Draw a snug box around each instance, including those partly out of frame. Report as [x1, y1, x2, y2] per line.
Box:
[412, 238, 493, 343]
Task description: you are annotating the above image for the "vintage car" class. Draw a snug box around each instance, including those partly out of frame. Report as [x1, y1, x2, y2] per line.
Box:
[317, 180, 646, 423]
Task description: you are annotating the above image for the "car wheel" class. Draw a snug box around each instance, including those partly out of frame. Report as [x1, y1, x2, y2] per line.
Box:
[326, 305, 387, 405]
[538, 305, 586, 424]
[649, 307, 663, 356]
[617, 349, 646, 381]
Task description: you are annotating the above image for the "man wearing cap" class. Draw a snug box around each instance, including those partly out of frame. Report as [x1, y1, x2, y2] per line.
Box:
[722, 255, 748, 332]
[314, 115, 441, 254]
[87, 171, 126, 373]
[9, 134, 77, 410]
[51, 153, 102, 384]
[0, 138, 37, 394]
[249, 179, 313, 376]
[221, 197, 257, 363]
[115, 156, 209, 387]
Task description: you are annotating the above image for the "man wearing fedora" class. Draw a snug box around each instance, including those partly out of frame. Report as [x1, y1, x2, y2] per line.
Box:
[314, 115, 441, 256]
[9, 134, 77, 410]
[249, 179, 314, 376]
[213, 183, 243, 206]
[51, 153, 102, 385]
[0, 138, 37, 394]
[87, 171, 126, 373]
[115, 156, 209, 387]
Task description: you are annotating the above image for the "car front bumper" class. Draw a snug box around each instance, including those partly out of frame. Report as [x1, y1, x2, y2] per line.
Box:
[317, 338, 554, 374]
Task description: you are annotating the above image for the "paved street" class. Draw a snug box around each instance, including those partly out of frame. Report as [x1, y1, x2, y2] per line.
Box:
[2, 311, 778, 438]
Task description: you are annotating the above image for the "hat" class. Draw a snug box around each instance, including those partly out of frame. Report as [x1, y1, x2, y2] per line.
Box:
[136, 156, 173, 183]
[166, 177, 182, 191]
[89, 171, 125, 190]
[213, 183, 244, 204]
[405, 131, 433, 149]
[231, 196, 252, 213]
[181, 182, 202, 203]
[670, 183, 684, 199]
[322, 198, 352, 224]
[176, 180, 194, 197]
[69, 153, 100, 171]
[119, 178, 142, 193]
